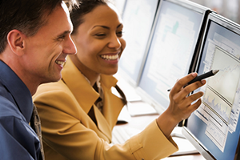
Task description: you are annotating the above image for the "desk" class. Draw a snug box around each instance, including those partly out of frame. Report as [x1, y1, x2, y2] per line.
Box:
[115, 114, 206, 160]
[163, 154, 205, 160]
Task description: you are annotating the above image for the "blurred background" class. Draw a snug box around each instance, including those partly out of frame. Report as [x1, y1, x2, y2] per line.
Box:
[190, 0, 239, 23]
[112, 0, 240, 24]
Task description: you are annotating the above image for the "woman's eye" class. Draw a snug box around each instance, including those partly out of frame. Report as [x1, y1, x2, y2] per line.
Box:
[95, 33, 106, 37]
[117, 31, 123, 37]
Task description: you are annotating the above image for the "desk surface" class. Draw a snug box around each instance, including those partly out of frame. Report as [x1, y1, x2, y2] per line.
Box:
[115, 114, 206, 160]
[163, 154, 205, 160]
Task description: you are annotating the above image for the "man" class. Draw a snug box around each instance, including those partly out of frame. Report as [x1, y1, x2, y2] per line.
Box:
[0, 0, 77, 159]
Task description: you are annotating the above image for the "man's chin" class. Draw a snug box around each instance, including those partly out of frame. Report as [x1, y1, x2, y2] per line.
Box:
[41, 75, 62, 84]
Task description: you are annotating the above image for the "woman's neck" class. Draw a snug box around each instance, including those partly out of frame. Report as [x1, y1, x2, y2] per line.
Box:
[69, 55, 100, 86]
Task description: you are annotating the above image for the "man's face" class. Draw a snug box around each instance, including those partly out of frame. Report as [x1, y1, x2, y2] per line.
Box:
[22, 2, 76, 84]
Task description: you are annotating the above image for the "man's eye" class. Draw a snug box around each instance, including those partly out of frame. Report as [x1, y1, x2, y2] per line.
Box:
[57, 35, 66, 41]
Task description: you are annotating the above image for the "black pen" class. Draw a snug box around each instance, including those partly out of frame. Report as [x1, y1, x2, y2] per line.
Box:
[167, 69, 219, 91]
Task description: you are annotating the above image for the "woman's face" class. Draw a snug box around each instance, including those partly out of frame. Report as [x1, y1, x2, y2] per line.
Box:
[71, 3, 126, 80]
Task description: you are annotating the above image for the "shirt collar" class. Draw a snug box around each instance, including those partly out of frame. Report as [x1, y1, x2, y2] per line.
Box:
[0, 61, 33, 122]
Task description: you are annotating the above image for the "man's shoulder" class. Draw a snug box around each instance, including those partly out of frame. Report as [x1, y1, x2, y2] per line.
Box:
[0, 96, 22, 119]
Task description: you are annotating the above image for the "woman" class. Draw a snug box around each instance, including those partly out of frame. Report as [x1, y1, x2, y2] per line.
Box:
[33, 0, 206, 159]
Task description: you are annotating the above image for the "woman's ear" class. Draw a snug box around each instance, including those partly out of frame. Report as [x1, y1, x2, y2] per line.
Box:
[7, 29, 26, 56]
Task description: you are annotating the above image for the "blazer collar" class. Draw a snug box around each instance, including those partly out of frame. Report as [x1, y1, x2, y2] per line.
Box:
[61, 58, 118, 114]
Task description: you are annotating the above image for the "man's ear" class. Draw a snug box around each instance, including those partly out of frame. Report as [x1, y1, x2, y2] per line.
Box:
[7, 30, 26, 56]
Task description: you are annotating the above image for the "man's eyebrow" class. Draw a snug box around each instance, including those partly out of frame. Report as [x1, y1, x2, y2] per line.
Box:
[56, 30, 71, 38]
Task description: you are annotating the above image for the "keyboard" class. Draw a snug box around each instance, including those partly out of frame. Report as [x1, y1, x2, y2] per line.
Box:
[111, 126, 141, 144]
[111, 126, 199, 156]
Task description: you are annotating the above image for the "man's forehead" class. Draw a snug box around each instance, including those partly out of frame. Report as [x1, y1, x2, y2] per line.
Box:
[35, 2, 73, 38]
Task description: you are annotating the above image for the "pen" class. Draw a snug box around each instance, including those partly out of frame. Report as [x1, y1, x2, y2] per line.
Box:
[167, 69, 219, 91]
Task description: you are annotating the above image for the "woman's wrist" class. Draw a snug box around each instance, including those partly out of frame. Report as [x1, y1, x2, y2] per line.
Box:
[156, 110, 180, 139]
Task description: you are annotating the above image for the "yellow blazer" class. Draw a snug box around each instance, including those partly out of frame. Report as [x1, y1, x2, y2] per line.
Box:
[33, 59, 178, 160]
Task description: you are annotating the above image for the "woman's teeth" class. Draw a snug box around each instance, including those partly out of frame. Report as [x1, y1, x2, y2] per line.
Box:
[55, 60, 65, 65]
[101, 54, 119, 60]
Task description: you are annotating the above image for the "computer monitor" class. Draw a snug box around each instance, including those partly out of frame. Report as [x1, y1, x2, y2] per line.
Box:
[117, 0, 160, 86]
[137, 0, 211, 113]
[182, 12, 240, 160]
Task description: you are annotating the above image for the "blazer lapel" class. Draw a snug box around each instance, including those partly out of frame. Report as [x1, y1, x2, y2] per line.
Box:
[61, 58, 125, 141]
[100, 75, 125, 129]
[62, 58, 99, 114]
[93, 105, 112, 140]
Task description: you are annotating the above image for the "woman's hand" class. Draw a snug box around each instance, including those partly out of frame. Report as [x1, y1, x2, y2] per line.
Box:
[156, 72, 206, 138]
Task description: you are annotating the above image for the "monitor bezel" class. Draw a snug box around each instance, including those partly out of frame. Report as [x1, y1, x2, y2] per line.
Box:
[182, 12, 240, 160]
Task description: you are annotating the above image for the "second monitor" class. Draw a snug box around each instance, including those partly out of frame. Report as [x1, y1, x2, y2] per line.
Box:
[137, 0, 211, 113]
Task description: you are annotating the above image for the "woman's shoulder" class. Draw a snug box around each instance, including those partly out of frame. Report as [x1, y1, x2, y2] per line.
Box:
[33, 80, 72, 99]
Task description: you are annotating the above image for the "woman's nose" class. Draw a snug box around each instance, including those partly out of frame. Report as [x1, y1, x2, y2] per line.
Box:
[108, 35, 121, 49]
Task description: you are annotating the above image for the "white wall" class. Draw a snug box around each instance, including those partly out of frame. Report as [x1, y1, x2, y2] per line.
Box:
[190, 0, 240, 23]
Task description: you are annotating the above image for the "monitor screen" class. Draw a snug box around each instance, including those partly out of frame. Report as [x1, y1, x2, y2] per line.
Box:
[117, 0, 159, 86]
[183, 12, 240, 160]
[137, 0, 211, 112]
